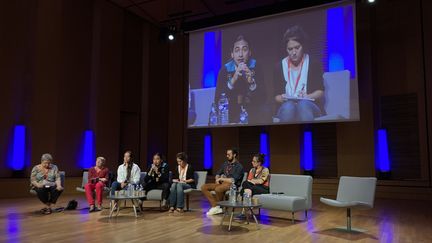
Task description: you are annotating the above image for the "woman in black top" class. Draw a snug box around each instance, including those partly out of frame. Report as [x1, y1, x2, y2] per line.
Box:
[273, 25, 324, 122]
[144, 153, 170, 206]
[168, 152, 195, 213]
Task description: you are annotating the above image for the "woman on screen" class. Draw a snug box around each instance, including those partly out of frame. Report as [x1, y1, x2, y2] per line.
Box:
[273, 25, 324, 122]
[214, 35, 267, 125]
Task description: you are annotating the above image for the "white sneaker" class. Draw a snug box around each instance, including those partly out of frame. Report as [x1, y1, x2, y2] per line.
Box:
[206, 206, 217, 215]
[206, 206, 223, 215]
[212, 207, 223, 215]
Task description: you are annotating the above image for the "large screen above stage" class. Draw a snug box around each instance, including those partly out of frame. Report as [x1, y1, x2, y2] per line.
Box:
[188, 1, 359, 128]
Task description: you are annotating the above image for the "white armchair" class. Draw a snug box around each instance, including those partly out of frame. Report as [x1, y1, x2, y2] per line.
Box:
[320, 176, 377, 232]
[254, 174, 313, 223]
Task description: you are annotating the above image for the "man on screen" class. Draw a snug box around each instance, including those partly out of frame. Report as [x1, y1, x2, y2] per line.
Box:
[273, 25, 324, 122]
[214, 35, 267, 124]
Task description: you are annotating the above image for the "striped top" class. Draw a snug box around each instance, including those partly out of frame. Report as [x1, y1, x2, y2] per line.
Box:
[247, 166, 270, 187]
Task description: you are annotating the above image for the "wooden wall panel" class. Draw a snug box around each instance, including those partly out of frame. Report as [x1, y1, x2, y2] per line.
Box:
[92, 0, 123, 170]
[381, 94, 421, 179]
[187, 129, 207, 171]
[311, 124, 337, 178]
[421, 0, 432, 183]
[269, 125, 301, 174]
[238, 126, 261, 172]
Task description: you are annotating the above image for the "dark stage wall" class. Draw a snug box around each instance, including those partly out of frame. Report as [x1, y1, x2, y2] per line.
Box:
[0, 0, 431, 199]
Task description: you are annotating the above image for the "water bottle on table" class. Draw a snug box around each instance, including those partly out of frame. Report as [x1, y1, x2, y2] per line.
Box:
[243, 192, 251, 205]
[229, 181, 237, 203]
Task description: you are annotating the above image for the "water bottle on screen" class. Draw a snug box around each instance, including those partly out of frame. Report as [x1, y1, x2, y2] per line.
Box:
[218, 93, 229, 125]
[239, 105, 248, 124]
[209, 103, 218, 126]
[229, 181, 237, 203]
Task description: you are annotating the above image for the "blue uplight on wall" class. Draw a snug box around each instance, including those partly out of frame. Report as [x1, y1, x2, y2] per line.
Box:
[377, 129, 390, 172]
[326, 5, 356, 78]
[8, 125, 26, 171]
[260, 132, 270, 168]
[6, 209, 21, 237]
[303, 131, 313, 171]
[80, 130, 95, 169]
[204, 134, 213, 169]
[202, 31, 222, 88]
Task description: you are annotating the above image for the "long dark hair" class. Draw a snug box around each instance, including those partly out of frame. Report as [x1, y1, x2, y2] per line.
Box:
[253, 153, 265, 165]
[153, 152, 165, 163]
[125, 150, 133, 181]
[176, 152, 188, 163]
[283, 25, 308, 50]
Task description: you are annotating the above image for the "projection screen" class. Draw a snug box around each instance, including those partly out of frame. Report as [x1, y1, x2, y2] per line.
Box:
[188, 0, 359, 128]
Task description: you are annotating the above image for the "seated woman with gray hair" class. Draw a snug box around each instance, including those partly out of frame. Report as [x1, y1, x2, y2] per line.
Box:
[30, 153, 64, 215]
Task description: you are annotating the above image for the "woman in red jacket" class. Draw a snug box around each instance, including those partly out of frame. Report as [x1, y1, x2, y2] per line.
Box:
[84, 157, 109, 212]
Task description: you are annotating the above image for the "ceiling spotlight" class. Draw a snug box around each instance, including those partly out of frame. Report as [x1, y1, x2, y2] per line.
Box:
[166, 25, 177, 41]
[367, 0, 375, 3]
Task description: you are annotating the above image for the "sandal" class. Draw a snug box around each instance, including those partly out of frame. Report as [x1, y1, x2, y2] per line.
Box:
[43, 208, 52, 215]
[168, 207, 175, 213]
[175, 208, 184, 213]
[40, 208, 49, 214]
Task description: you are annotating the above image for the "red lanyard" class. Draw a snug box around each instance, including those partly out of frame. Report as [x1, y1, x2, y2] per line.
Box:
[286, 56, 305, 95]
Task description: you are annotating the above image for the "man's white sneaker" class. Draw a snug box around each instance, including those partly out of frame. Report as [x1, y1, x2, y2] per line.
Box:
[206, 206, 223, 215]
[206, 206, 218, 215]
[212, 207, 223, 215]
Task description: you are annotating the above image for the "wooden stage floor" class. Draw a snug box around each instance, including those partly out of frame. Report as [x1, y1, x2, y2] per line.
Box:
[0, 193, 431, 243]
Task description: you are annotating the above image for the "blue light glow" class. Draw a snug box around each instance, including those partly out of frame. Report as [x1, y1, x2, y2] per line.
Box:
[6, 210, 21, 238]
[204, 134, 213, 169]
[377, 129, 390, 172]
[303, 131, 313, 171]
[80, 130, 95, 169]
[260, 132, 270, 168]
[202, 31, 221, 88]
[8, 125, 26, 170]
[327, 5, 356, 78]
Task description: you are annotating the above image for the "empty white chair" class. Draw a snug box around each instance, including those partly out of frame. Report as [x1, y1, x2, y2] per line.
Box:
[75, 171, 89, 193]
[183, 171, 208, 211]
[254, 174, 313, 223]
[320, 176, 377, 232]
